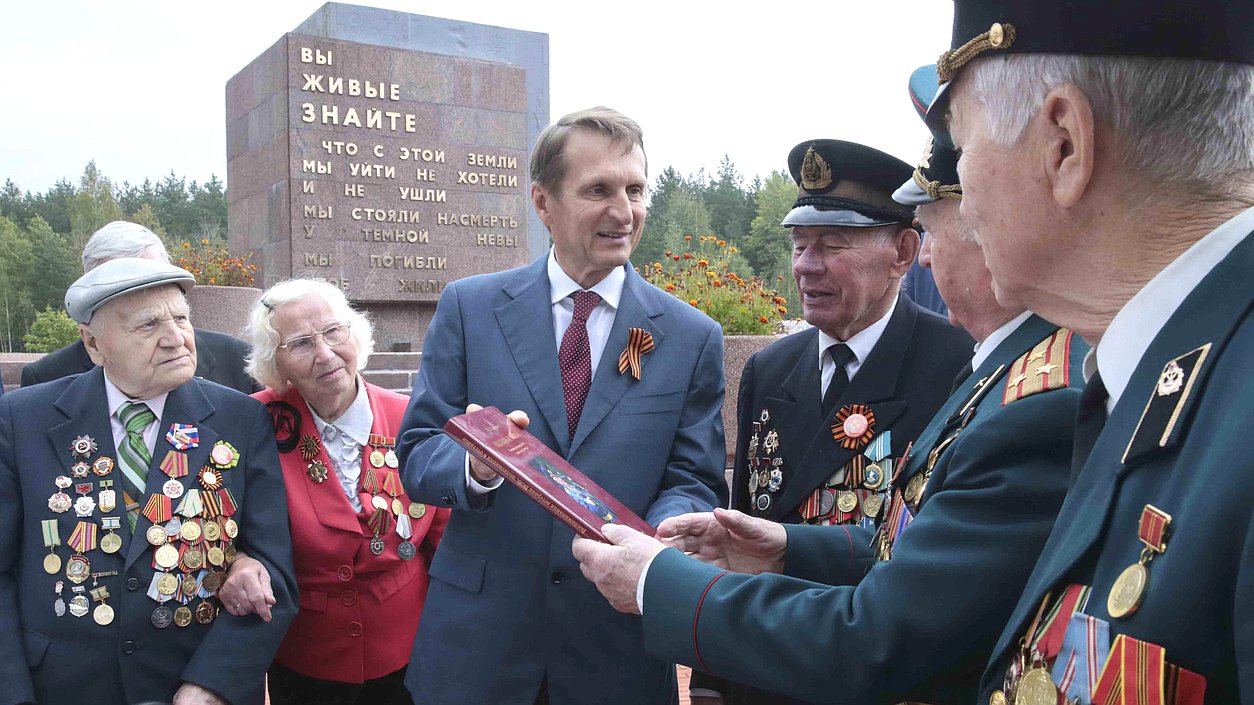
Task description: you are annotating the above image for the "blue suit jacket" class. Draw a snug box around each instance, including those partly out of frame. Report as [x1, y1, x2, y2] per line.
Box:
[397, 257, 727, 705]
[0, 368, 297, 705]
[979, 228, 1254, 703]
[643, 315, 1086, 705]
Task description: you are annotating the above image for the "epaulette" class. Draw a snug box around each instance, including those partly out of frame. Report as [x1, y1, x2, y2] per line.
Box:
[1002, 328, 1075, 405]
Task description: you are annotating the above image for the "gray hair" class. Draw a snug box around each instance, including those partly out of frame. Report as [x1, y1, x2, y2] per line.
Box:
[244, 279, 375, 393]
[963, 55, 1254, 194]
[82, 221, 169, 273]
[530, 106, 646, 191]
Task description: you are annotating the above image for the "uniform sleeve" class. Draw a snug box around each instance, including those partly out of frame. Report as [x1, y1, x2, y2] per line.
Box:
[0, 395, 36, 705]
[643, 323, 728, 525]
[396, 283, 493, 513]
[642, 388, 1077, 704]
[180, 400, 298, 704]
[783, 523, 876, 587]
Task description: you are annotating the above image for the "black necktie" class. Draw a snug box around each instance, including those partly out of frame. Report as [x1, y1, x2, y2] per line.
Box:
[951, 360, 975, 394]
[1071, 372, 1108, 484]
[821, 344, 856, 418]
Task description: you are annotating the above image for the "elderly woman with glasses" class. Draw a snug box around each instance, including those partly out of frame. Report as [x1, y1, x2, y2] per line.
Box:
[218, 278, 448, 705]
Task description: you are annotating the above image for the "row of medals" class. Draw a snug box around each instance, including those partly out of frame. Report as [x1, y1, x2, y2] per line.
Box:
[301, 434, 427, 559]
[746, 411, 782, 512]
[43, 435, 237, 628]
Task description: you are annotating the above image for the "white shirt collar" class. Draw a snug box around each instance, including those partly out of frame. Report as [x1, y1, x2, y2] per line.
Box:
[972, 311, 1034, 372]
[547, 247, 626, 310]
[816, 295, 899, 371]
[1095, 204, 1254, 410]
[308, 378, 373, 447]
[103, 371, 170, 423]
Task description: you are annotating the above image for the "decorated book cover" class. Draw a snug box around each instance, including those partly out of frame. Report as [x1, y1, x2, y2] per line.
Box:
[443, 406, 655, 541]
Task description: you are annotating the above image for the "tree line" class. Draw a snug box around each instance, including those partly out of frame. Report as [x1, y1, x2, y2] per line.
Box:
[0, 157, 797, 352]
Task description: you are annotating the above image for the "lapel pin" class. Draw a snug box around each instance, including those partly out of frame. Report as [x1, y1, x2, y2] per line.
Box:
[617, 327, 655, 380]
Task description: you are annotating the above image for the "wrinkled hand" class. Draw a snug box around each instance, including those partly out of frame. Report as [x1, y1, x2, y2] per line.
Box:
[217, 554, 275, 621]
[571, 524, 668, 615]
[465, 403, 529, 483]
[173, 683, 228, 705]
[657, 508, 786, 575]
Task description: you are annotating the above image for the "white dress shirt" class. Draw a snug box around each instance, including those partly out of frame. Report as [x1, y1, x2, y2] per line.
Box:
[308, 379, 373, 512]
[816, 295, 898, 395]
[1089, 205, 1254, 414]
[972, 311, 1034, 373]
[466, 249, 628, 494]
[104, 372, 170, 458]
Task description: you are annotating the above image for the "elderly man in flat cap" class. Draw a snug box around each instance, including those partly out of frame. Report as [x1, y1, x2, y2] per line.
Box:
[0, 258, 296, 705]
[922, 0, 1254, 703]
[20, 221, 260, 394]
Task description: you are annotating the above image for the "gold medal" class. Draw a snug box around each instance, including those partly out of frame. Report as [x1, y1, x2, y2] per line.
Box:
[65, 554, 91, 584]
[154, 544, 179, 569]
[862, 494, 884, 519]
[203, 520, 221, 542]
[93, 603, 114, 626]
[225, 542, 237, 564]
[223, 518, 239, 539]
[157, 572, 179, 596]
[1107, 562, 1148, 618]
[174, 605, 193, 627]
[371, 495, 389, 511]
[207, 546, 225, 567]
[184, 548, 205, 571]
[180, 521, 202, 543]
[408, 502, 426, 519]
[43, 552, 62, 575]
[181, 574, 199, 597]
[202, 571, 223, 593]
[369, 450, 385, 468]
[990, 691, 1009, 705]
[100, 532, 122, 554]
[392, 498, 404, 516]
[195, 600, 216, 625]
[146, 525, 168, 546]
[1014, 668, 1057, 705]
[904, 472, 926, 503]
[836, 491, 858, 514]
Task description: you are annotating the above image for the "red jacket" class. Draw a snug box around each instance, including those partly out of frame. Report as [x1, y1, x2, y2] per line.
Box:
[254, 382, 449, 682]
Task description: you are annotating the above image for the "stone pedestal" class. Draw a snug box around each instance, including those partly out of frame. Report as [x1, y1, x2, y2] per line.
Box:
[187, 286, 263, 339]
[722, 335, 781, 466]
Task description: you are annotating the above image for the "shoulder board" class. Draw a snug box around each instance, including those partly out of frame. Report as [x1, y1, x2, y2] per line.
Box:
[1002, 329, 1075, 406]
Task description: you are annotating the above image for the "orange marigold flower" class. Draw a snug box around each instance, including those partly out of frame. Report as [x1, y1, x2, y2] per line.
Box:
[706, 271, 717, 277]
[773, 296, 786, 305]
[664, 283, 677, 291]
[778, 306, 787, 314]
[672, 255, 681, 261]
[201, 239, 209, 245]
[664, 251, 672, 257]
[653, 262, 663, 269]
[729, 246, 738, 253]
[209, 277, 216, 285]
[688, 299, 699, 306]
[684, 235, 692, 241]
[759, 316, 769, 323]
[716, 239, 726, 246]
[697, 259, 709, 267]
[682, 253, 693, 260]
[713, 280, 723, 287]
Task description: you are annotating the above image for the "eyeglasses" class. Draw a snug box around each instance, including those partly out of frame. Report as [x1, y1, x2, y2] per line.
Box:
[278, 322, 352, 357]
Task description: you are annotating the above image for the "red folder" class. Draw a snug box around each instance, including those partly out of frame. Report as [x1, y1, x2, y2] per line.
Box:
[443, 406, 656, 542]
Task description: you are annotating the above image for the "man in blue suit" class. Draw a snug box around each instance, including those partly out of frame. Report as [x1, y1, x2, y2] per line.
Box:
[396, 107, 727, 705]
[571, 69, 1088, 704]
[0, 258, 296, 705]
[927, 1, 1254, 702]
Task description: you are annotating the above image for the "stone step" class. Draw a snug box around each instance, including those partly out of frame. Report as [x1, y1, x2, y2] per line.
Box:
[0, 353, 44, 390]
[362, 369, 415, 391]
[364, 351, 421, 371]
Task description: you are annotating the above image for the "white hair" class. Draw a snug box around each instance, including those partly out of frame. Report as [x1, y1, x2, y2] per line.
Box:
[964, 55, 1254, 192]
[244, 279, 375, 392]
[82, 221, 169, 273]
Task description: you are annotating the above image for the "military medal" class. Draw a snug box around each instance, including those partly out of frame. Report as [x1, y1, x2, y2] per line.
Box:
[92, 457, 114, 476]
[1014, 668, 1056, 705]
[198, 466, 223, 491]
[862, 493, 884, 519]
[222, 518, 239, 539]
[207, 546, 225, 567]
[763, 430, 779, 455]
[175, 489, 203, 518]
[210, 441, 239, 469]
[173, 605, 193, 627]
[65, 554, 91, 584]
[154, 544, 180, 570]
[98, 480, 116, 513]
[100, 517, 122, 554]
[71, 435, 98, 459]
[73, 495, 96, 518]
[369, 450, 385, 468]
[183, 548, 205, 571]
[398, 541, 416, 560]
[904, 472, 927, 503]
[163, 479, 185, 499]
[42, 520, 63, 574]
[142, 494, 173, 526]
[166, 423, 199, 450]
[836, 490, 858, 514]
[768, 467, 783, 493]
[307, 460, 329, 483]
[202, 571, 223, 593]
[385, 449, 399, 469]
[755, 494, 771, 511]
[65, 521, 97, 584]
[69, 586, 90, 617]
[151, 604, 174, 628]
[70, 461, 90, 478]
[370, 535, 385, 555]
[195, 600, 216, 625]
[203, 519, 222, 542]
[54, 581, 67, 617]
[408, 503, 426, 519]
[181, 574, 199, 597]
[159, 450, 190, 478]
[91, 586, 114, 625]
[180, 519, 203, 543]
[48, 490, 71, 513]
[831, 405, 876, 450]
[299, 434, 321, 462]
[157, 572, 179, 596]
[1108, 504, 1172, 619]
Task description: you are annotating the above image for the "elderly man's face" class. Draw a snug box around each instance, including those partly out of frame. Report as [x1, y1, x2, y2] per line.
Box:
[916, 199, 996, 331]
[82, 285, 196, 399]
[791, 225, 914, 340]
[949, 80, 1053, 310]
[533, 129, 648, 289]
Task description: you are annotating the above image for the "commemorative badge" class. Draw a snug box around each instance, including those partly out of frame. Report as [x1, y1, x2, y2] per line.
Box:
[166, 423, 200, 450]
[1107, 504, 1171, 619]
[299, 434, 321, 462]
[70, 462, 90, 478]
[100, 516, 122, 554]
[307, 460, 329, 484]
[617, 327, 655, 381]
[92, 457, 114, 476]
[41, 520, 62, 574]
[831, 405, 876, 450]
[98, 480, 116, 513]
[198, 466, 224, 491]
[210, 441, 239, 469]
[70, 435, 97, 459]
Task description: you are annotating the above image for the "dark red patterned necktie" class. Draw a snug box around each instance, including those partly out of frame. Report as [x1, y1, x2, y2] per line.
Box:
[559, 290, 601, 440]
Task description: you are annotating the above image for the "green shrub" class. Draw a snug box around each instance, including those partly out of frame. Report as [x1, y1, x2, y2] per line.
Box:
[23, 306, 79, 353]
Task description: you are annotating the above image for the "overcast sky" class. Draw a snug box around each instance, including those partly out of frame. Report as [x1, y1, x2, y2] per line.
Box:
[2, 0, 953, 194]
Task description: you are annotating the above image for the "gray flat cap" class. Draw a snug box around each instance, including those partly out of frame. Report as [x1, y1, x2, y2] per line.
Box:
[65, 257, 195, 324]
